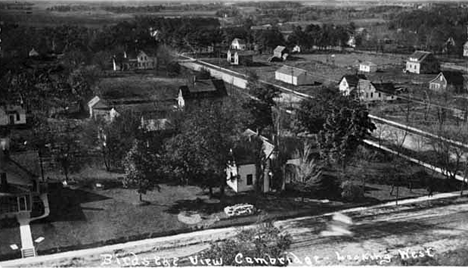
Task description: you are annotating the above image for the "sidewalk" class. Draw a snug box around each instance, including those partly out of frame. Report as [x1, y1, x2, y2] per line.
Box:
[1, 189, 466, 268]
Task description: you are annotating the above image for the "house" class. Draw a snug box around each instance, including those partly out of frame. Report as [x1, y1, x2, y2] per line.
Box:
[136, 50, 157, 70]
[230, 38, 247, 50]
[429, 71, 465, 93]
[177, 78, 228, 108]
[0, 105, 27, 126]
[28, 48, 39, 58]
[292, 45, 301, 54]
[140, 117, 173, 132]
[226, 129, 275, 193]
[88, 96, 111, 120]
[359, 61, 377, 73]
[227, 50, 254, 66]
[0, 137, 49, 258]
[463, 41, 468, 57]
[347, 36, 356, 48]
[273, 46, 289, 60]
[405, 51, 439, 74]
[338, 74, 367, 96]
[112, 51, 138, 71]
[275, 65, 314, 86]
[340, 77, 396, 102]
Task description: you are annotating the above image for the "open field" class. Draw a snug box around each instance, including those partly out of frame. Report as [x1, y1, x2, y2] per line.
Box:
[96, 73, 186, 100]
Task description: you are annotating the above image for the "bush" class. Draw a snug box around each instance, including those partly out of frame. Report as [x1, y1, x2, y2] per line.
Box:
[341, 180, 365, 202]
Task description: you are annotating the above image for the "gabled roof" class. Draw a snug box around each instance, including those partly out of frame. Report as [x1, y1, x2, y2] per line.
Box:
[408, 51, 432, 62]
[0, 151, 38, 190]
[232, 38, 246, 45]
[339, 74, 367, 88]
[231, 129, 275, 165]
[373, 83, 396, 95]
[274, 46, 287, 54]
[179, 79, 228, 100]
[0, 105, 26, 114]
[276, 65, 307, 77]
[430, 71, 464, 86]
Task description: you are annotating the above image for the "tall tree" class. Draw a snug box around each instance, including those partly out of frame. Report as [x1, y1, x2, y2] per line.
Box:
[318, 98, 376, 172]
[122, 138, 161, 204]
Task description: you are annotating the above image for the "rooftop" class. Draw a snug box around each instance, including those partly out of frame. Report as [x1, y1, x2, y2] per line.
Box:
[276, 65, 308, 77]
[408, 51, 433, 62]
[179, 79, 227, 100]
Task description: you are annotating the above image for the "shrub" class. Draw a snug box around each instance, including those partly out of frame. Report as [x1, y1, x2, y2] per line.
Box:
[341, 180, 365, 202]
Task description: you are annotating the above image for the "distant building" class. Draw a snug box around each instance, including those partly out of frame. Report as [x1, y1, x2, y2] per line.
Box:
[463, 41, 468, 57]
[0, 105, 26, 126]
[250, 24, 272, 31]
[230, 38, 247, 50]
[338, 74, 367, 96]
[177, 78, 228, 108]
[28, 48, 39, 58]
[275, 65, 314, 86]
[273, 46, 289, 60]
[227, 50, 254, 66]
[113, 50, 157, 71]
[292, 45, 301, 54]
[429, 71, 465, 93]
[405, 51, 439, 74]
[359, 61, 378, 73]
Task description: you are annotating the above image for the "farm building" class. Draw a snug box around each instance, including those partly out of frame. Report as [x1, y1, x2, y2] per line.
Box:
[338, 74, 367, 95]
[464, 41, 468, 57]
[405, 51, 439, 74]
[273, 46, 289, 60]
[429, 71, 465, 93]
[0, 105, 26, 126]
[230, 38, 247, 50]
[226, 129, 275, 193]
[359, 61, 378, 73]
[275, 65, 314, 86]
[177, 78, 228, 108]
[227, 50, 254, 66]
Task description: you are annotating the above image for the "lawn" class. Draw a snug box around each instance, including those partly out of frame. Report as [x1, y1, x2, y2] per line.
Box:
[0, 145, 461, 261]
[96, 74, 186, 100]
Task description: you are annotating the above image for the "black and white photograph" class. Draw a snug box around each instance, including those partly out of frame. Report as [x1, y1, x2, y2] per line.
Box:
[0, 0, 468, 266]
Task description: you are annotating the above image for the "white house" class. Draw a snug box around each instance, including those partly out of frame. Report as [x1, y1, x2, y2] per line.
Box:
[275, 65, 314, 86]
[227, 50, 254, 66]
[405, 51, 439, 74]
[359, 61, 377, 73]
[0, 105, 27, 126]
[136, 50, 157, 70]
[464, 41, 468, 57]
[355, 80, 396, 102]
[230, 38, 247, 50]
[226, 129, 275, 193]
[338, 74, 367, 96]
[292, 45, 301, 54]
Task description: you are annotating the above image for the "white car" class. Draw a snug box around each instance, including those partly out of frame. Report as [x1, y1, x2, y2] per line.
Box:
[224, 204, 255, 217]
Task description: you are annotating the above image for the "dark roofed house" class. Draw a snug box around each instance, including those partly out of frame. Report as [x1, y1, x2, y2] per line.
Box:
[429, 71, 465, 93]
[464, 41, 468, 57]
[406, 51, 439, 74]
[178, 78, 228, 108]
[338, 74, 367, 95]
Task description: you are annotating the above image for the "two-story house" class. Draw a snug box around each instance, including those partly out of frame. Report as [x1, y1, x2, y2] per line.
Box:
[339, 75, 396, 102]
[429, 71, 465, 93]
[113, 50, 157, 71]
[230, 38, 247, 50]
[405, 51, 439, 74]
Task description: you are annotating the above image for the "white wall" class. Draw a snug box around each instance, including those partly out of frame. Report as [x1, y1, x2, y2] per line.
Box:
[406, 62, 420, 74]
[226, 163, 256, 192]
[339, 79, 351, 95]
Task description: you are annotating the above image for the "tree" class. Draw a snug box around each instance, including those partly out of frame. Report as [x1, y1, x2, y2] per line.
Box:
[164, 99, 247, 197]
[200, 221, 292, 266]
[122, 138, 161, 204]
[294, 87, 341, 135]
[318, 97, 376, 172]
[243, 71, 280, 134]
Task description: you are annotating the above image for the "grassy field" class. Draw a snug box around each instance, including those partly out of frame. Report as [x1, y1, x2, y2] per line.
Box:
[96, 73, 186, 100]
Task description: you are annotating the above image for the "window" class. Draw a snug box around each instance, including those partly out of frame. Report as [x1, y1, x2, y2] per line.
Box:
[246, 174, 253, 186]
[370, 93, 373, 98]
[16, 113, 20, 121]
[378, 93, 381, 98]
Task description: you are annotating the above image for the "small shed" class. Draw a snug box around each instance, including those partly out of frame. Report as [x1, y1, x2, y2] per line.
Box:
[359, 61, 377, 73]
